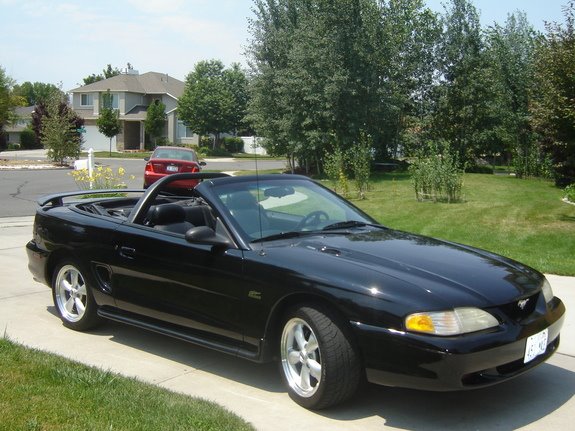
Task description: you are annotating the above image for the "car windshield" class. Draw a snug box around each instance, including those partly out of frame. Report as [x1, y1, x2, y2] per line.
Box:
[152, 148, 198, 162]
[211, 178, 376, 241]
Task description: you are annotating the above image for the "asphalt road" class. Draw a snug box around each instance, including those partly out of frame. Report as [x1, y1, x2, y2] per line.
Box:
[0, 154, 287, 217]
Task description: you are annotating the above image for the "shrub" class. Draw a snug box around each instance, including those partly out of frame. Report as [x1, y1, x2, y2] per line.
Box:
[348, 131, 373, 199]
[465, 165, 494, 174]
[199, 136, 214, 149]
[565, 184, 575, 203]
[513, 142, 554, 180]
[410, 143, 464, 203]
[201, 147, 232, 157]
[324, 146, 349, 197]
[20, 128, 39, 149]
[69, 166, 134, 193]
[222, 137, 244, 153]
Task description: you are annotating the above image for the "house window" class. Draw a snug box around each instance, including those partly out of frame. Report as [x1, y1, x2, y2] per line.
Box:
[80, 93, 93, 106]
[101, 93, 119, 110]
[177, 121, 194, 138]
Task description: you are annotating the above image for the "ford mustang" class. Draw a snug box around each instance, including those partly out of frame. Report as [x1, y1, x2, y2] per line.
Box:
[26, 173, 565, 409]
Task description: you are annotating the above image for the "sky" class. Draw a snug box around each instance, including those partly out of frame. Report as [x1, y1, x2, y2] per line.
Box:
[0, 0, 570, 92]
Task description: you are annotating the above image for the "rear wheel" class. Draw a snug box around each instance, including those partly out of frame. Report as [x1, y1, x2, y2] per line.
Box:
[52, 260, 101, 331]
[279, 305, 361, 409]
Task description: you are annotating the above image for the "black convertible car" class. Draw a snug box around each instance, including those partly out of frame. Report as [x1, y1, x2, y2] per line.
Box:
[27, 173, 565, 409]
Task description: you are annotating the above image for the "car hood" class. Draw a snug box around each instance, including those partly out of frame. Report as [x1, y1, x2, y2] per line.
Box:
[272, 228, 543, 309]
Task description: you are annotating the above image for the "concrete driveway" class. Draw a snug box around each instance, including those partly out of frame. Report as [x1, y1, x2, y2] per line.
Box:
[1, 217, 574, 430]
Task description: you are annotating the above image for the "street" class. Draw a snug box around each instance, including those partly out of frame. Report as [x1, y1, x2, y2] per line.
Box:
[0, 154, 287, 217]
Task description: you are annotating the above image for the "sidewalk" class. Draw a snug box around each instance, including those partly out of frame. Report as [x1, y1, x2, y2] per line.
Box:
[1, 217, 574, 431]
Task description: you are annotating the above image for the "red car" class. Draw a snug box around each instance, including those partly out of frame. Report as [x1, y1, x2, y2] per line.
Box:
[144, 146, 206, 190]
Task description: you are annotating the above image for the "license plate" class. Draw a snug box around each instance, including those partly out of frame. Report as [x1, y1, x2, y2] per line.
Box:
[524, 328, 548, 363]
[166, 165, 178, 172]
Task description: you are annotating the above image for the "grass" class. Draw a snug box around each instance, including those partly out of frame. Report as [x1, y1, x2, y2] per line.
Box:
[85, 151, 152, 159]
[0, 338, 254, 431]
[345, 172, 574, 275]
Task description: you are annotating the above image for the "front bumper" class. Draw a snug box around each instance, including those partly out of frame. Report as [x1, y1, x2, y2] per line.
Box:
[354, 298, 566, 391]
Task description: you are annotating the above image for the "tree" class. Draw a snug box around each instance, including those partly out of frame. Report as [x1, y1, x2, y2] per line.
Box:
[82, 64, 122, 85]
[224, 63, 250, 135]
[97, 90, 122, 156]
[144, 99, 167, 148]
[0, 67, 22, 139]
[531, 1, 575, 186]
[432, 0, 491, 165]
[34, 91, 84, 164]
[178, 60, 248, 149]
[484, 13, 540, 176]
[12, 81, 63, 106]
[247, 0, 440, 170]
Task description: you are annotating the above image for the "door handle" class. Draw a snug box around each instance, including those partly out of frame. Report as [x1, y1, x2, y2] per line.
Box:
[118, 246, 136, 259]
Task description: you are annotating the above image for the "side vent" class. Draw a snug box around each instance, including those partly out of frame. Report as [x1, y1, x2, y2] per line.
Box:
[93, 264, 113, 293]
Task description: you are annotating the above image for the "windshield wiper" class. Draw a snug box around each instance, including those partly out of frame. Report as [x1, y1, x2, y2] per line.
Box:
[252, 229, 354, 243]
[320, 220, 371, 231]
[251, 231, 307, 243]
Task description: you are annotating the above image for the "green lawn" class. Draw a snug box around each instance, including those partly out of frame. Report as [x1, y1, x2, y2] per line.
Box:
[347, 172, 574, 275]
[0, 338, 254, 431]
[84, 150, 152, 159]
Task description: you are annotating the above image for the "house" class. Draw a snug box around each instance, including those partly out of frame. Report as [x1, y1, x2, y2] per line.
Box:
[69, 70, 197, 152]
[4, 106, 34, 146]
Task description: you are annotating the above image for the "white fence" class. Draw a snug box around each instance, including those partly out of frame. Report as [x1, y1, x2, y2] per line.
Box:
[240, 136, 267, 156]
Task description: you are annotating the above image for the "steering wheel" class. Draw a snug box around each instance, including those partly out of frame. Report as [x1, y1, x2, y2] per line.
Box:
[295, 210, 329, 230]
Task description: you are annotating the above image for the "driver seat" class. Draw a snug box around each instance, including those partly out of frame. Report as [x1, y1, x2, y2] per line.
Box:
[148, 204, 193, 234]
[226, 191, 269, 236]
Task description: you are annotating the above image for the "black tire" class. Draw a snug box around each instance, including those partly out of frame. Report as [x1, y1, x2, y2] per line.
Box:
[279, 304, 361, 409]
[52, 260, 101, 331]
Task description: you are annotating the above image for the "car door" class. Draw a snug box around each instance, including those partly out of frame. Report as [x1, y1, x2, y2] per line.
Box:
[108, 222, 251, 348]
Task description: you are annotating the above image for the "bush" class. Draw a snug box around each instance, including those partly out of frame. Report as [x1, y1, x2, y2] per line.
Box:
[348, 131, 373, 199]
[222, 137, 244, 153]
[201, 147, 232, 157]
[324, 146, 349, 197]
[199, 136, 214, 149]
[513, 142, 553, 180]
[409, 143, 464, 203]
[465, 165, 494, 174]
[19, 128, 39, 149]
[565, 184, 575, 203]
[69, 166, 134, 192]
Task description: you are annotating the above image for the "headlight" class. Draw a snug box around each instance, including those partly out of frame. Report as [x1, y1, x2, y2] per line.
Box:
[541, 279, 554, 303]
[405, 307, 499, 336]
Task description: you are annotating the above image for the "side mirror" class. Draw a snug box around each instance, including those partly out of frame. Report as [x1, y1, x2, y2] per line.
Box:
[185, 226, 231, 248]
[144, 156, 150, 161]
[199, 161, 207, 166]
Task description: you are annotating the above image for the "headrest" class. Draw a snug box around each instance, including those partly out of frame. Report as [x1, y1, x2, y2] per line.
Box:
[148, 204, 185, 225]
[226, 191, 259, 211]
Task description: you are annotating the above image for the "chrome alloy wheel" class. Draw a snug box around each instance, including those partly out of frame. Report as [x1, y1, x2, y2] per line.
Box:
[54, 264, 87, 323]
[281, 317, 322, 398]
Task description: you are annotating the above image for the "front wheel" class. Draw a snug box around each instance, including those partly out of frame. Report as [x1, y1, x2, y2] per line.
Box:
[52, 260, 101, 331]
[279, 305, 361, 409]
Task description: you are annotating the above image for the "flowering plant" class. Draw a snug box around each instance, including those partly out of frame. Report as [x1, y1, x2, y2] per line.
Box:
[69, 166, 134, 192]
